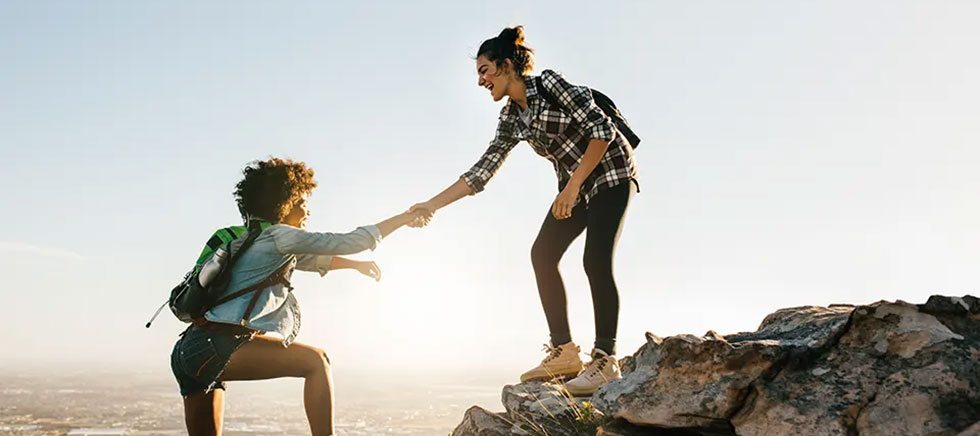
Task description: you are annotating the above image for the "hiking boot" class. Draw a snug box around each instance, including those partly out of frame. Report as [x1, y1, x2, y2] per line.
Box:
[519, 342, 585, 382]
[564, 349, 621, 396]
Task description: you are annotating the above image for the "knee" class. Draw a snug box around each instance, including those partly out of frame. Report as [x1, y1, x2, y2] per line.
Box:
[531, 240, 559, 270]
[303, 346, 331, 375]
[583, 253, 612, 279]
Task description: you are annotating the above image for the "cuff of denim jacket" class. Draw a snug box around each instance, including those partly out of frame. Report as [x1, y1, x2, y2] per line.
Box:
[363, 225, 383, 250]
[314, 255, 334, 277]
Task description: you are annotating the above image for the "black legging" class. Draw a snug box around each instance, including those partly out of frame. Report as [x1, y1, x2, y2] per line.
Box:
[530, 180, 636, 356]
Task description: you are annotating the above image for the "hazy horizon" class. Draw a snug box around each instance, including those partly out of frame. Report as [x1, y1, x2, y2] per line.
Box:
[2, 0, 978, 395]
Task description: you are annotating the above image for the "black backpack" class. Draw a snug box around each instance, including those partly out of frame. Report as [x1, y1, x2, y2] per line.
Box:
[535, 77, 641, 149]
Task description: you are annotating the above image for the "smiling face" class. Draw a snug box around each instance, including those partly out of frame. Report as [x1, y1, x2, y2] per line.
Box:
[476, 55, 515, 102]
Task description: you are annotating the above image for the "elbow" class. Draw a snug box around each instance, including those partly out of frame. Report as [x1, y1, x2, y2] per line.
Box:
[588, 124, 616, 144]
[459, 174, 484, 195]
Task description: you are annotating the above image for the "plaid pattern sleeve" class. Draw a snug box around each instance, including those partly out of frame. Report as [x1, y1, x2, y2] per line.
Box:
[539, 70, 616, 142]
[460, 114, 521, 194]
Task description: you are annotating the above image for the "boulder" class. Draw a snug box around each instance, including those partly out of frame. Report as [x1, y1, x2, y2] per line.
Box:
[450, 406, 512, 436]
[452, 295, 980, 436]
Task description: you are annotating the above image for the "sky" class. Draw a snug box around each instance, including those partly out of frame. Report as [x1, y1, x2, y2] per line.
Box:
[1, 1, 978, 383]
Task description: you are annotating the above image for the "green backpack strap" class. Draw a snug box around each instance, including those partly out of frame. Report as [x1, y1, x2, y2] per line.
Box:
[195, 221, 271, 265]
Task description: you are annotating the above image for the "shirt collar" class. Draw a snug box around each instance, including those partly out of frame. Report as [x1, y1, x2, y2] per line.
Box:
[504, 74, 540, 116]
[523, 74, 539, 101]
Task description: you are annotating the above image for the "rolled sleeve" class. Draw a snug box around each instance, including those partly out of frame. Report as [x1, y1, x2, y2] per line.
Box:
[362, 224, 383, 249]
[295, 254, 334, 276]
[541, 70, 615, 142]
[272, 224, 382, 256]
[460, 116, 520, 194]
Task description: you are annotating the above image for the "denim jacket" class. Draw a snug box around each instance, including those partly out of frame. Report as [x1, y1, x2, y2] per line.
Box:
[204, 223, 382, 346]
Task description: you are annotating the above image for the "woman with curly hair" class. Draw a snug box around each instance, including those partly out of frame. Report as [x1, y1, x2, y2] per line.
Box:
[410, 26, 638, 395]
[171, 157, 423, 436]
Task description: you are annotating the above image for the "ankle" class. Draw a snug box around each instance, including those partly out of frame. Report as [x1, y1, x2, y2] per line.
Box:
[591, 347, 615, 359]
[593, 340, 616, 357]
[551, 337, 574, 348]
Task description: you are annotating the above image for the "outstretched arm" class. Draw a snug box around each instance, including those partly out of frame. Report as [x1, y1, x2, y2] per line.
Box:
[410, 117, 520, 222]
[330, 256, 382, 281]
[274, 210, 427, 257]
[410, 177, 473, 216]
[294, 255, 381, 282]
[375, 210, 423, 238]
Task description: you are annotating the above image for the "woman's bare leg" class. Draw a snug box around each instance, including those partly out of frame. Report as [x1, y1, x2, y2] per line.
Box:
[183, 389, 224, 436]
[221, 335, 334, 436]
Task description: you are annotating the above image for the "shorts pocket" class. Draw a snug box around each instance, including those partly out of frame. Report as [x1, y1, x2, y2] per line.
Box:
[176, 333, 221, 379]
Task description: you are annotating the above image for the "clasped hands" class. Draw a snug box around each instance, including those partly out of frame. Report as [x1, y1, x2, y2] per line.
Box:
[406, 201, 435, 228]
[404, 181, 579, 229]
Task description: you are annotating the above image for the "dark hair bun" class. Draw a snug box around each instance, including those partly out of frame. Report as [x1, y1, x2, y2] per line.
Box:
[476, 25, 535, 77]
[498, 25, 526, 46]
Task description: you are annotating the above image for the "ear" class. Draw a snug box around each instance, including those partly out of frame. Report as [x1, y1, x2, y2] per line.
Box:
[501, 59, 517, 77]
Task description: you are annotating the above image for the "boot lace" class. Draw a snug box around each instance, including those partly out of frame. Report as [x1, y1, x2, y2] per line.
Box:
[583, 357, 608, 378]
[540, 343, 563, 363]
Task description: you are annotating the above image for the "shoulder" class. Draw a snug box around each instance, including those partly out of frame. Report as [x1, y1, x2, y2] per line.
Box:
[539, 69, 567, 88]
[266, 224, 302, 238]
[540, 69, 561, 80]
[540, 69, 588, 98]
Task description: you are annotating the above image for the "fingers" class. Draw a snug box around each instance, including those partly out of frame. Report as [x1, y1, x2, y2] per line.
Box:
[552, 198, 573, 220]
[360, 261, 381, 281]
[407, 215, 430, 228]
[407, 207, 433, 228]
[415, 207, 434, 219]
[408, 203, 434, 217]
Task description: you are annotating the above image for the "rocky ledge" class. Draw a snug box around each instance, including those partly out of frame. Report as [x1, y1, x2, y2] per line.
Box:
[451, 295, 980, 436]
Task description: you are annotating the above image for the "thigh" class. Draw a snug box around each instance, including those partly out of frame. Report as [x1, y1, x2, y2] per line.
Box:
[584, 182, 635, 256]
[221, 336, 327, 381]
[183, 389, 223, 436]
[533, 201, 588, 254]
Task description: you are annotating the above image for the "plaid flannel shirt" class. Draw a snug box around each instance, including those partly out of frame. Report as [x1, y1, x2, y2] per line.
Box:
[461, 69, 638, 205]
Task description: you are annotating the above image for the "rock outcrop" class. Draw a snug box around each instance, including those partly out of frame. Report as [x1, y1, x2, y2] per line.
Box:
[451, 295, 980, 436]
[451, 381, 596, 436]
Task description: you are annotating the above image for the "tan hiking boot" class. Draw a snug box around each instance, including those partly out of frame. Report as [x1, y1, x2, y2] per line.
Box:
[519, 342, 585, 382]
[564, 349, 621, 396]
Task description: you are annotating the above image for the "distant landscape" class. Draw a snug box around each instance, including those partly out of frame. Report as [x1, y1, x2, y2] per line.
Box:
[0, 368, 505, 436]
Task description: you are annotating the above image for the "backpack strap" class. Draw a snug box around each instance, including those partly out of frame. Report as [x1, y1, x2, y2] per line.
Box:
[209, 261, 294, 325]
[240, 288, 264, 326]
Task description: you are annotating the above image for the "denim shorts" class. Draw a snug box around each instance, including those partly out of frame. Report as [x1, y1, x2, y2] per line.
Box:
[170, 323, 256, 397]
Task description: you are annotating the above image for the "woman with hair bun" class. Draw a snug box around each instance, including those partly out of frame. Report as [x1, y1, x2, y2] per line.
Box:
[410, 25, 639, 395]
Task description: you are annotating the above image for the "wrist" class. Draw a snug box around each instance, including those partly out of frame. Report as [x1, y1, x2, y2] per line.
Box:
[332, 257, 353, 270]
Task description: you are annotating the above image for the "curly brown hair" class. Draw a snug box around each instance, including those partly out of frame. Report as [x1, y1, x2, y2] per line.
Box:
[234, 157, 318, 223]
